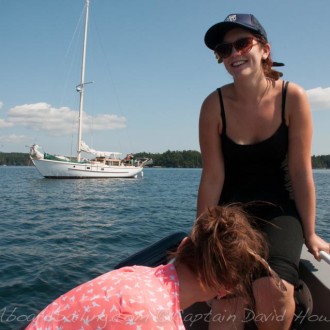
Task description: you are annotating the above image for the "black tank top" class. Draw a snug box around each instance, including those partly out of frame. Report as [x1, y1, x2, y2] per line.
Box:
[218, 81, 297, 219]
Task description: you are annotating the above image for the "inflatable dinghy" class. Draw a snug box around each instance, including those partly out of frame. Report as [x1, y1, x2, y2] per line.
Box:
[115, 232, 330, 330]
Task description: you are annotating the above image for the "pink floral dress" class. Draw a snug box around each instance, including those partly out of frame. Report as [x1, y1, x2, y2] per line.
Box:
[26, 264, 185, 329]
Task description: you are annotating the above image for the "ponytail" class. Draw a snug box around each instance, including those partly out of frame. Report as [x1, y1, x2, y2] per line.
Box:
[255, 34, 283, 81]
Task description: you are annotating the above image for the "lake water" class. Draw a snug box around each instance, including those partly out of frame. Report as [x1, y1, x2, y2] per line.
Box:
[0, 167, 329, 329]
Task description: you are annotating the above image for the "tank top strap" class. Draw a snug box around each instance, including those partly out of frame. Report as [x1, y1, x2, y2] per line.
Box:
[281, 81, 289, 122]
[217, 88, 226, 134]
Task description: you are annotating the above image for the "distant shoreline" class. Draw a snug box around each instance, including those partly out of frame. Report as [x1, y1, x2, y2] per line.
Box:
[1, 152, 330, 169]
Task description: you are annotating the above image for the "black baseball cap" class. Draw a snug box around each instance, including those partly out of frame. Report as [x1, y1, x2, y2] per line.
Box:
[205, 14, 267, 50]
[204, 14, 284, 67]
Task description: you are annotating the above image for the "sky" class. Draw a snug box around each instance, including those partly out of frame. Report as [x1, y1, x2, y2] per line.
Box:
[1, 0, 330, 157]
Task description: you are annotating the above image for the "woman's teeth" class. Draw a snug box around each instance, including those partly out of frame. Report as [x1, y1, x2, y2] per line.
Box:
[232, 60, 246, 67]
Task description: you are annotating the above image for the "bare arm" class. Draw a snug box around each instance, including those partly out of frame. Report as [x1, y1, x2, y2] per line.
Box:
[197, 91, 225, 217]
[287, 83, 329, 259]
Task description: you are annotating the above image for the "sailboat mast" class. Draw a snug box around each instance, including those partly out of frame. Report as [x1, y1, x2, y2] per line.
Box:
[77, 0, 90, 162]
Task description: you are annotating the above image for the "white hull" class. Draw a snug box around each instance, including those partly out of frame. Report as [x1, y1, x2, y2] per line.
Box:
[31, 158, 143, 178]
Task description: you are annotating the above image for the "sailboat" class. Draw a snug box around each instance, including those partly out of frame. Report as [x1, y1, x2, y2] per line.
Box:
[30, 0, 150, 178]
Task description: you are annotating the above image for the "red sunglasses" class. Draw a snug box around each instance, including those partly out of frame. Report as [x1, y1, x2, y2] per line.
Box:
[214, 37, 260, 62]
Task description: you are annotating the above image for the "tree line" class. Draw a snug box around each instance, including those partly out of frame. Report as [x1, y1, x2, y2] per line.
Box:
[135, 150, 202, 168]
[1, 151, 330, 169]
[311, 155, 330, 169]
[0, 152, 32, 166]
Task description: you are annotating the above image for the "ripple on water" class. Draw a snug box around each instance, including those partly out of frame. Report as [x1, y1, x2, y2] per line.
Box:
[0, 167, 329, 329]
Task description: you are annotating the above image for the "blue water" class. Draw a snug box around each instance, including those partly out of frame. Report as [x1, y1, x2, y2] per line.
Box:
[0, 167, 329, 329]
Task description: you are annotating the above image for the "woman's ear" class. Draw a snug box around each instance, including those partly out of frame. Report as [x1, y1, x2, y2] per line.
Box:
[177, 237, 190, 249]
[262, 43, 271, 60]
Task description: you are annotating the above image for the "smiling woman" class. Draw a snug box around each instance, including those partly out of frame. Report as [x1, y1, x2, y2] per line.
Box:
[197, 13, 330, 330]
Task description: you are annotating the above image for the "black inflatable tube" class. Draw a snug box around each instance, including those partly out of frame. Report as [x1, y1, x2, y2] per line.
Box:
[114, 231, 187, 269]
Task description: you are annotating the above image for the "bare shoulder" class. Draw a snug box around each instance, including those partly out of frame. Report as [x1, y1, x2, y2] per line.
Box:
[201, 90, 219, 113]
[201, 84, 232, 115]
[284, 81, 311, 127]
[200, 87, 226, 134]
[286, 81, 309, 102]
[199, 91, 219, 129]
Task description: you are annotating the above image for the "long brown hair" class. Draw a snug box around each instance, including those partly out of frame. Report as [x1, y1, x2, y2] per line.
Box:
[172, 205, 284, 304]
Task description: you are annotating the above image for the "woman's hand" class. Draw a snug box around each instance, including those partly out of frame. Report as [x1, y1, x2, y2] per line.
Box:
[305, 233, 330, 261]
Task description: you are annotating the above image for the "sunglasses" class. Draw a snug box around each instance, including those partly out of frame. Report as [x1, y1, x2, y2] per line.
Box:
[214, 37, 259, 62]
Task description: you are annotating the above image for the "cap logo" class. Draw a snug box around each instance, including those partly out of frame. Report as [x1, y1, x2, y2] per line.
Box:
[226, 15, 237, 22]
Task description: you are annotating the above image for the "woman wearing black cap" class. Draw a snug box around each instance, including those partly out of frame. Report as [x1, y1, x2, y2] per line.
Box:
[197, 13, 329, 330]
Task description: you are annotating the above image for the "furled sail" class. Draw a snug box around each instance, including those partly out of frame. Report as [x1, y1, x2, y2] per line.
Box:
[80, 141, 121, 158]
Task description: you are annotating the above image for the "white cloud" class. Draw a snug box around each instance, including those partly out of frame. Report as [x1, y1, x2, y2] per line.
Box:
[0, 101, 3, 109]
[0, 134, 29, 144]
[7, 103, 127, 135]
[84, 114, 127, 131]
[0, 118, 13, 128]
[307, 87, 330, 111]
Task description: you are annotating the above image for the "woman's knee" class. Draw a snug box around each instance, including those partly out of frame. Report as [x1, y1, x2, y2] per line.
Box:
[252, 277, 295, 330]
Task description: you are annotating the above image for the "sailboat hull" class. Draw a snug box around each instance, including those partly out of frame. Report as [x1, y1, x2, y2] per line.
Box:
[31, 158, 143, 178]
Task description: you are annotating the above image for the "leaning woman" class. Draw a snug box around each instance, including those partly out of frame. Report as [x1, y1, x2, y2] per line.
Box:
[26, 205, 277, 329]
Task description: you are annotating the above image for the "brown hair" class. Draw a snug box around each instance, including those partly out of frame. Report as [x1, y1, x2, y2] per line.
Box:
[172, 205, 284, 304]
[255, 34, 283, 81]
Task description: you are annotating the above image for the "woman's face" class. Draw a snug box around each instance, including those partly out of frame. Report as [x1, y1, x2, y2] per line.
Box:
[220, 28, 270, 79]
